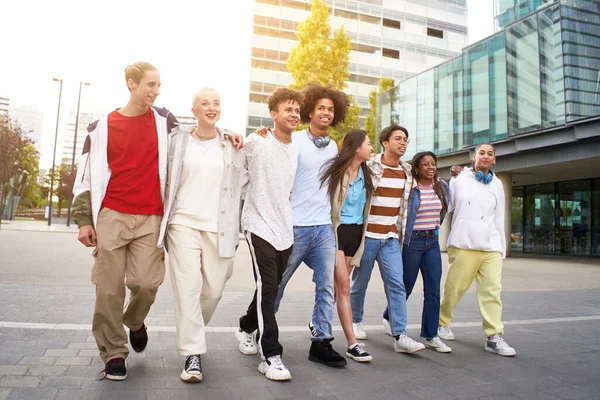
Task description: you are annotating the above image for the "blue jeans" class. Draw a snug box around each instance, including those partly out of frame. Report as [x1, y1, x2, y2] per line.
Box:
[274, 225, 336, 341]
[350, 237, 407, 336]
[383, 232, 442, 339]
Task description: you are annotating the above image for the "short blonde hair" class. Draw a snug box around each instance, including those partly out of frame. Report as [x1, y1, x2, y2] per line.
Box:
[124, 62, 158, 86]
[192, 87, 219, 106]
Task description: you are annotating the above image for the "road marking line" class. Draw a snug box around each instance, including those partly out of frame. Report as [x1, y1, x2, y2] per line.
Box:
[1, 315, 599, 332]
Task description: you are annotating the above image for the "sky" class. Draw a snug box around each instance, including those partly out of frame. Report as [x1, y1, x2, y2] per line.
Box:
[0, 0, 493, 168]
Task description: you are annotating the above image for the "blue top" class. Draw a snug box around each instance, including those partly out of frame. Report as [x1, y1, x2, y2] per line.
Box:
[340, 167, 367, 225]
[290, 130, 339, 226]
[403, 179, 451, 246]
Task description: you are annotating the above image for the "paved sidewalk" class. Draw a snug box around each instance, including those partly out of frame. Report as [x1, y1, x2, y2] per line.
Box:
[1, 229, 599, 399]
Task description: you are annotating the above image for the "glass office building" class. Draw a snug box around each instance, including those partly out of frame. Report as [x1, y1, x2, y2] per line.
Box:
[378, 0, 600, 256]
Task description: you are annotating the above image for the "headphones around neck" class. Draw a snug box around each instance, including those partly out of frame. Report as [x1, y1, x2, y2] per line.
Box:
[475, 169, 494, 184]
[307, 130, 331, 148]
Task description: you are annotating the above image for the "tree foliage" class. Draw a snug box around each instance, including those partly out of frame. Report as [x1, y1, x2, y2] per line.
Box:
[0, 117, 37, 221]
[287, 0, 351, 91]
[286, 0, 359, 143]
[365, 77, 396, 145]
[44, 163, 76, 218]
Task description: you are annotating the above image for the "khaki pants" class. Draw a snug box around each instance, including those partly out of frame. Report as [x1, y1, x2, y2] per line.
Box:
[92, 208, 165, 362]
[166, 224, 234, 356]
[439, 248, 504, 337]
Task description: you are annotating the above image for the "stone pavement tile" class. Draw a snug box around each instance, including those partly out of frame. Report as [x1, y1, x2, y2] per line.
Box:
[5, 388, 58, 400]
[514, 391, 562, 400]
[55, 356, 92, 366]
[145, 390, 191, 400]
[66, 366, 103, 379]
[543, 384, 600, 400]
[441, 384, 490, 399]
[0, 375, 41, 388]
[0, 367, 27, 376]
[17, 356, 57, 366]
[54, 389, 102, 400]
[66, 341, 97, 349]
[44, 349, 80, 357]
[373, 387, 421, 400]
[481, 396, 521, 400]
[117, 375, 165, 390]
[0, 389, 9, 400]
[26, 365, 68, 376]
[1, 341, 37, 349]
[100, 389, 146, 400]
[267, 382, 326, 399]
[32, 341, 71, 350]
[407, 387, 458, 400]
[0, 347, 45, 358]
[228, 386, 276, 400]
[39, 376, 85, 389]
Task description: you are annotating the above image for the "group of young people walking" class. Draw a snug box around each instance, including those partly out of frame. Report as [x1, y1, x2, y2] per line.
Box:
[71, 61, 516, 384]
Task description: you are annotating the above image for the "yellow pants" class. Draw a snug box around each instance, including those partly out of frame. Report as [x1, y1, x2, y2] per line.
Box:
[439, 248, 504, 337]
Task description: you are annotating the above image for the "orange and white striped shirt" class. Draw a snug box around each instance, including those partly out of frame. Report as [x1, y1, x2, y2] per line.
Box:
[366, 164, 406, 239]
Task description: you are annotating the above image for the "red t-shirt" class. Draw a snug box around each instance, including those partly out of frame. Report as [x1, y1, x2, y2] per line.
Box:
[101, 108, 163, 215]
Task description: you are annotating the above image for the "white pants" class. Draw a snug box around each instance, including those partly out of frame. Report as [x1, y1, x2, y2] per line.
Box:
[166, 224, 234, 356]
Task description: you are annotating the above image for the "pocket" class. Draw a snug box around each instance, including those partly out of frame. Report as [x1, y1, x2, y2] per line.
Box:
[453, 219, 492, 251]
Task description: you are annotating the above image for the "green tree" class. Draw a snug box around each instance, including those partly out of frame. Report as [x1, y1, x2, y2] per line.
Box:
[286, 0, 359, 143]
[15, 141, 41, 209]
[365, 77, 395, 145]
[0, 118, 35, 224]
[44, 162, 75, 218]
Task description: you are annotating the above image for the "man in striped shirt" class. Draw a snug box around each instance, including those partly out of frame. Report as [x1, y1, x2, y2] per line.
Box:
[349, 124, 425, 354]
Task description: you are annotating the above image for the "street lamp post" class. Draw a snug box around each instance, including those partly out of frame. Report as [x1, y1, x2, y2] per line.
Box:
[48, 78, 63, 226]
[66, 81, 90, 227]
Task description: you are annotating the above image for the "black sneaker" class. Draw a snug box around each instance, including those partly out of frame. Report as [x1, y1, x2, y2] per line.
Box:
[308, 321, 317, 337]
[129, 324, 148, 353]
[180, 355, 203, 383]
[346, 343, 372, 362]
[103, 357, 127, 381]
[309, 339, 347, 367]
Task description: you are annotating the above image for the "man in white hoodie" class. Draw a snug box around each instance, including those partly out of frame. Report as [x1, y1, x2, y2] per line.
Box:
[437, 143, 516, 357]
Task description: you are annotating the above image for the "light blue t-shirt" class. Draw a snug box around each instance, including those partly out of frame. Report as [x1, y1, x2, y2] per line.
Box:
[291, 129, 338, 226]
[340, 167, 366, 225]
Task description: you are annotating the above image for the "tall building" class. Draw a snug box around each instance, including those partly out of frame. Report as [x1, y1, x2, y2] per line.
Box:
[378, 0, 600, 257]
[60, 112, 101, 166]
[0, 96, 10, 119]
[8, 105, 45, 150]
[247, 0, 469, 135]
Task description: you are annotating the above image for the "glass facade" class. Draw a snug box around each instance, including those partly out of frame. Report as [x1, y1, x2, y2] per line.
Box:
[513, 179, 600, 256]
[378, 1, 600, 155]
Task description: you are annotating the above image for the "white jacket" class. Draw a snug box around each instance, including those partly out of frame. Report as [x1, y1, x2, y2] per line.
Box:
[447, 167, 506, 258]
[72, 107, 173, 228]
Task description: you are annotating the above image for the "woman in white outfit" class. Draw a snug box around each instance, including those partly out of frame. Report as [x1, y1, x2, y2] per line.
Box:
[157, 88, 247, 382]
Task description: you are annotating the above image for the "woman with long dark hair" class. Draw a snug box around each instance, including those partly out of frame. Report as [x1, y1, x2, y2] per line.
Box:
[381, 151, 452, 352]
[320, 129, 375, 362]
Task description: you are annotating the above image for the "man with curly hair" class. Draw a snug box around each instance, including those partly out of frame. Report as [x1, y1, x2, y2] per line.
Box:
[274, 82, 350, 367]
[235, 88, 301, 381]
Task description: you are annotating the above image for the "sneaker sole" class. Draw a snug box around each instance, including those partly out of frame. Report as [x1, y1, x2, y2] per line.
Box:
[105, 373, 127, 381]
[425, 343, 452, 353]
[394, 345, 426, 354]
[308, 355, 347, 367]
[485, 346, 516, 357]
[235, 330, 258, 355]
[345, 352, 372, 362]
[354, 332, 368, 340]
[258, 365, 292, 381]
[180, 370, 203, 383]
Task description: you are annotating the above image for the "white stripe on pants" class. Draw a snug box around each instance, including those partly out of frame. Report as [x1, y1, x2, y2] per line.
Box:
[166, 224, 234, 356]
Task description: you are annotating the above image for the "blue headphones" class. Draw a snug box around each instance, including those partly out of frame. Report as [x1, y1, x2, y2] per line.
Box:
[475, 169, 494, 184]
[307, 130, 331, 148]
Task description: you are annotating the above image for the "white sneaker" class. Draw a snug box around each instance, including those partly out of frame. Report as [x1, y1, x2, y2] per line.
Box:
[424, 337, 452, 353]
[353, 322, 367, 340]
[437, 326, 455, 341]
[235, 328, 258, 355]
[382, 318, 392, 336]
[258, 355, 292, 381]
[180, 354, 203, 382]
[485, 334, 516, 357]
[394, 335, 425, 354]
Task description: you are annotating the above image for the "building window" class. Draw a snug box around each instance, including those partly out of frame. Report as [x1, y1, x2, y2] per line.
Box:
[427, 28, 444, 39]
[383, 18, 401, 30]
[382, 48, 399, 59]
[249, 93, 270, 104]
[251, 59, 288, 73]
